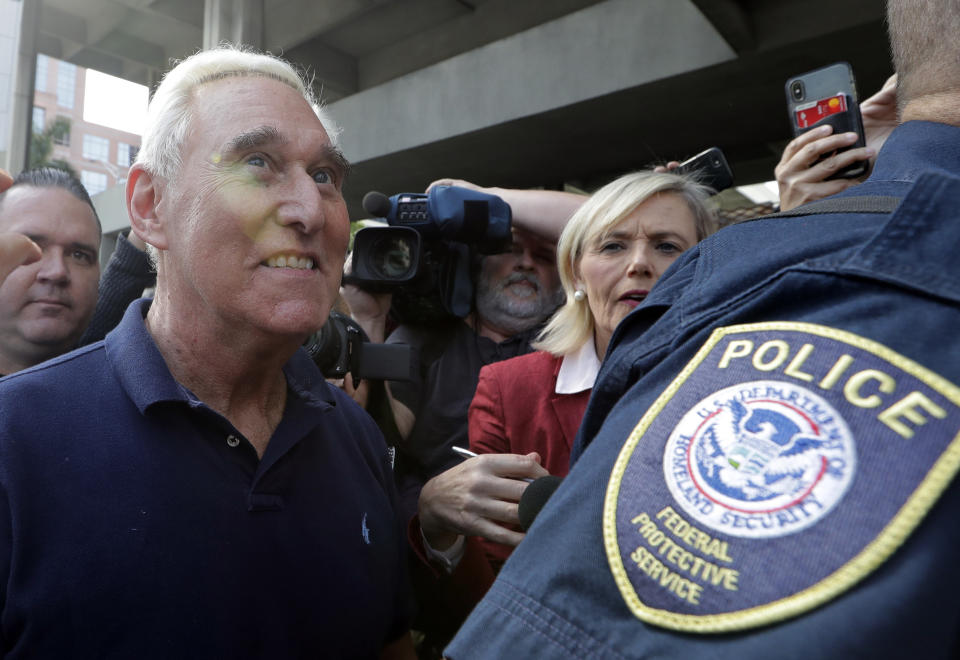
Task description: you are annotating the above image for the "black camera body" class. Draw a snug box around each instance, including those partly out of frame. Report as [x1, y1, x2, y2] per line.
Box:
[347, 186, 512, 319]
[303, 311, 416, 383]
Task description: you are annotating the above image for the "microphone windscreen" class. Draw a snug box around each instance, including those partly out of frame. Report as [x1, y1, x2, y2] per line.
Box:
[362, 191, 391, 218]
[518, 475, 563, 531]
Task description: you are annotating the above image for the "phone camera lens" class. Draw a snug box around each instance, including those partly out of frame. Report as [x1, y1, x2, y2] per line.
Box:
[790, 81, 804, 102]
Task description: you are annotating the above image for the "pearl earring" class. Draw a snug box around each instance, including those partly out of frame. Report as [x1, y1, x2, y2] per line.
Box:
[573, 289, 586, 302]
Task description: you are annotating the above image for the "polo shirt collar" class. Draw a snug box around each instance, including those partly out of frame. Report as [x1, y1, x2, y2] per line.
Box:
[105, 299, 337, 414]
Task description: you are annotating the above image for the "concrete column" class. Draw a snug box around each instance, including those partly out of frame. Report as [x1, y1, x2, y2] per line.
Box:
[203, 0, 264, 50]
[4, 0, 39, 173]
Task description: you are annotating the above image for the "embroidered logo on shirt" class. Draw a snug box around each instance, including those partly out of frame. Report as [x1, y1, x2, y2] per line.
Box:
[664, 380, 856, 539]
[604, 322, 960, 633]
[361, 513, 372, 545]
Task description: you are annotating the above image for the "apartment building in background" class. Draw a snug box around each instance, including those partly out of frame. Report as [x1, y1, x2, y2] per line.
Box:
[31, 53, 140, 197]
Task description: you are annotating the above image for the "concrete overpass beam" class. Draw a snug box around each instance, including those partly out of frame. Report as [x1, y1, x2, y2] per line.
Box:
[327, 0, 736, 164]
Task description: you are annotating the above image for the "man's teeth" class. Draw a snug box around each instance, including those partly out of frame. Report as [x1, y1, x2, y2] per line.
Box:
[266, 255, 314, 270]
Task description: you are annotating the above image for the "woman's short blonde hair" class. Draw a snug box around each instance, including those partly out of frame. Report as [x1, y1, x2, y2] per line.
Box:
[534, 171, 716, 357]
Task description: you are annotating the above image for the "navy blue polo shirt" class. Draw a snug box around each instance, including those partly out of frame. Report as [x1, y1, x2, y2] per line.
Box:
[0, 300, 411, 658]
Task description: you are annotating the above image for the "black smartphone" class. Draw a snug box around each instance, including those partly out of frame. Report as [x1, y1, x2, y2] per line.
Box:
[785, 62, 867, 179]
[674, 147, 734, 193]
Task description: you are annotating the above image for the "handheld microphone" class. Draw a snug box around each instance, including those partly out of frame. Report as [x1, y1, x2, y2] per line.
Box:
[517, 475, 563, 531]
[362, 191, 392, 218]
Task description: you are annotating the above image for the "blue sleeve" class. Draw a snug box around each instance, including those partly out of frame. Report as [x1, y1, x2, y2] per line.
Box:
[79, 233, 156, 345]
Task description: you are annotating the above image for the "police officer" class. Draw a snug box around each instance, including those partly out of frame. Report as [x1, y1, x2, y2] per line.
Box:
[446, 0, 960, 657]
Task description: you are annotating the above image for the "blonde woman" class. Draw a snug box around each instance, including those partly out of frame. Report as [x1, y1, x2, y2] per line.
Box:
[468, 170, 716, 566]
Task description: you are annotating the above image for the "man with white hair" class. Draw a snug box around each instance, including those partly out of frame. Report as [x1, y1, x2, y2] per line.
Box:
[0, 47, 413, 658]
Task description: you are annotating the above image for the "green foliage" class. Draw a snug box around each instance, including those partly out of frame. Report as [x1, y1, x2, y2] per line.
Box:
[29, 117, 77, 178]
[349, 220, 364, 250]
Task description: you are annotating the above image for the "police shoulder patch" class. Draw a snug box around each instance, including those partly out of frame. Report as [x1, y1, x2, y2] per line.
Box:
[604, 322, 960, 633]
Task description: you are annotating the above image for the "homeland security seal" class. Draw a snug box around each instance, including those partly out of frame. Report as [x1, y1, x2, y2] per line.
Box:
[664, 381, 856, 539]
[604, 322, 960, 632]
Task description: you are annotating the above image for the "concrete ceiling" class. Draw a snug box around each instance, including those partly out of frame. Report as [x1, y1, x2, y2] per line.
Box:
[34, 0, 893, 217]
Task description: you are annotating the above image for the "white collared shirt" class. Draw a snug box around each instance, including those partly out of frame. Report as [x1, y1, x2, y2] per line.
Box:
[555, 338, 601, 394]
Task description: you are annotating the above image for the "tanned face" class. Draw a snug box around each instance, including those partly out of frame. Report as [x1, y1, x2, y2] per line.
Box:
[0, 185, 100, 373]
[152, 76, 351, 343]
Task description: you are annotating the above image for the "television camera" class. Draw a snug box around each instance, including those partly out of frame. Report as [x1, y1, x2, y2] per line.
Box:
[345, 185, 513, 319]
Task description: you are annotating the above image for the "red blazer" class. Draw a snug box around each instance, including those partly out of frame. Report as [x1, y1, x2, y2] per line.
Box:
[469, 350, 590, 475]
[468, 350, 591, 566]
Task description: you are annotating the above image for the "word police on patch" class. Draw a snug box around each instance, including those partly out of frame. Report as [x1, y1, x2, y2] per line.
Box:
[604, 322, 960, 632]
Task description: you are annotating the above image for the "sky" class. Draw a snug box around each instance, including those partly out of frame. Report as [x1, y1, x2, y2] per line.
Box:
[82, 68, 148, 135]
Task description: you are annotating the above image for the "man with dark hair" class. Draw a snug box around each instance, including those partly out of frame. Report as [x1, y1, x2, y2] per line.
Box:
[447, 0, 960, 657]
[0, 167, 101, 375]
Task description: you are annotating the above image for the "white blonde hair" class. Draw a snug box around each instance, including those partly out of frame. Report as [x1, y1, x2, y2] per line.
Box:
[533, 171, 716, 357]
[135, 44, 340, 180]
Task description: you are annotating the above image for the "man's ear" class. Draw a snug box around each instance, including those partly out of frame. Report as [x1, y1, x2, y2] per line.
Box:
[126, 164, 169, 250]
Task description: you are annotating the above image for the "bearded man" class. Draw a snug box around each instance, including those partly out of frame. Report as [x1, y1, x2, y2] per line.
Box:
[386, 227, 566, 484]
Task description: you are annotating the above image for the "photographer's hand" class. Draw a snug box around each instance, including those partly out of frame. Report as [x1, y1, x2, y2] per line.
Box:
[0, 169, 42, 285]
[652, 161, 682, 172]
[340, 252, 391, 342]
[338, 253, 416, 434]
[336, 280, 386, 409]
[326, 372, 368, 408]
[0, 234, 42, 285]
[426, 178, 585, 243]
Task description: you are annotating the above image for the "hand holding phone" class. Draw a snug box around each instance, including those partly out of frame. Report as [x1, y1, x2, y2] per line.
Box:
[673, 147, 734, 192]
[774, 125, 875, 211]
[785, 62, 868, 180]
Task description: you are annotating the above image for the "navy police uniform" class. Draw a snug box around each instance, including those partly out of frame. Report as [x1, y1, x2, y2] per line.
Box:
[447, 121, 960, 659]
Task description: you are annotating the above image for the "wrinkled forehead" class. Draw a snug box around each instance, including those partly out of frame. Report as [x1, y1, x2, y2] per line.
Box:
[181, 75, 334, 161]
[591, 192, 697, 244]
[191, 74, 322, 129]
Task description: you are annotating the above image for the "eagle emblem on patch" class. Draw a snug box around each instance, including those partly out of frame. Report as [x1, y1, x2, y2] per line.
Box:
[666, 381, 856, 539]
[604, 322, 960, 633]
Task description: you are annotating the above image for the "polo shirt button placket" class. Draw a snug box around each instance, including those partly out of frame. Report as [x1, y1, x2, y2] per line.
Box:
[226, 434, 240, 448]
